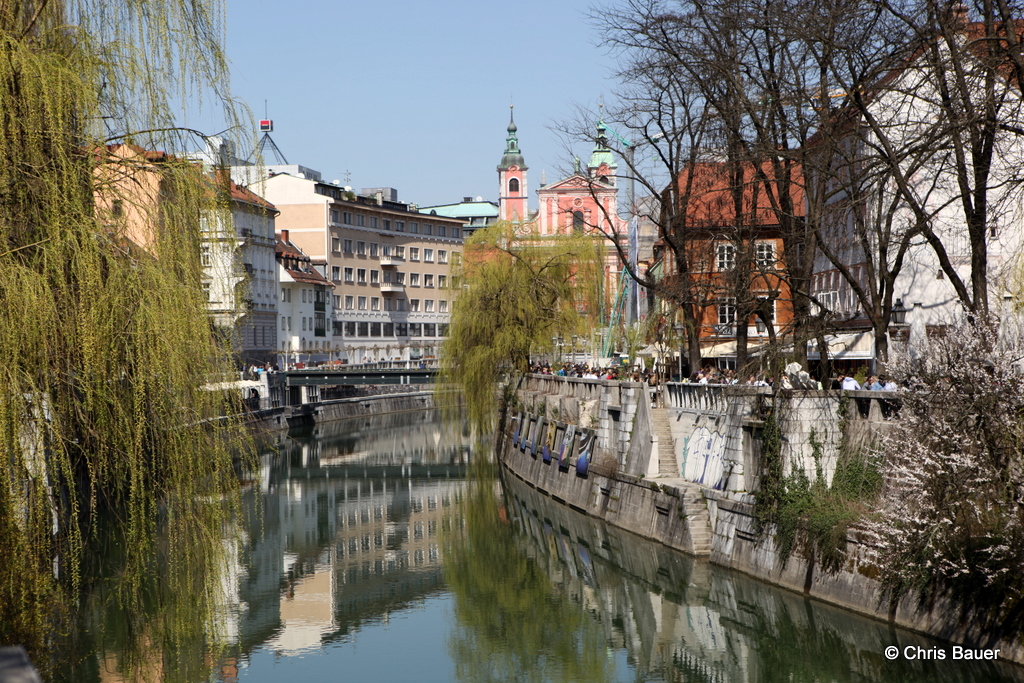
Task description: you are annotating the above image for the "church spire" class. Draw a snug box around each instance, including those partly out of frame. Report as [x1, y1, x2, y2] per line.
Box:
[497, 107, 528, 222]
[498, 106, 528, 171]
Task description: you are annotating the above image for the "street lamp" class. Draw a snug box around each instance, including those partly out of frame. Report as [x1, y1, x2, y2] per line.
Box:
[891, 298, 908, 325]
[673, 322, 685, 381]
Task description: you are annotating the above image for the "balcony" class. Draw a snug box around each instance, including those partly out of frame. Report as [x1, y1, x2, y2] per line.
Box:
[379, 283, 405, 293]
[713, 323, 735, 337]
[379, 255, 404, 267]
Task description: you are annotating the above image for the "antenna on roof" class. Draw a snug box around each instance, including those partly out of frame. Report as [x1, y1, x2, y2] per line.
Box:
[249, 104, 289, 164]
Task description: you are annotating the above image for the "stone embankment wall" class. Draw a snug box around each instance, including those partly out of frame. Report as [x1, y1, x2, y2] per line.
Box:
[247, 390, 437, 432]
[502, 375, 1024, 664]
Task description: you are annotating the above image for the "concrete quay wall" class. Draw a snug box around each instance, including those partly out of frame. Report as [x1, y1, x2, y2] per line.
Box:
[504, 375, 1024, 665]
[247, 390, 437, 432]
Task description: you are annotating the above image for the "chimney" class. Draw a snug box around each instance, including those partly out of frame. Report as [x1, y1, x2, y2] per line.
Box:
[280, 229, 289, 243]
[463, 196, 473, 203]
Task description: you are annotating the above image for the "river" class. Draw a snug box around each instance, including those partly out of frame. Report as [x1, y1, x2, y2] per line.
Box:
[56, 409, 1024, 682]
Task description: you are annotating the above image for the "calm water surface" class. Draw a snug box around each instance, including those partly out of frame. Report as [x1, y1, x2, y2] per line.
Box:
[66, 409, 1024, 682]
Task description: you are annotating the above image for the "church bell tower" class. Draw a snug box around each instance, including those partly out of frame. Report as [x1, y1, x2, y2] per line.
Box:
[497, 107, 528, 223]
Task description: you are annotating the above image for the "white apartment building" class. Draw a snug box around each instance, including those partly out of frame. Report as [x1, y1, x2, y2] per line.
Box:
[201, 178, 279, 366]
[251, 173, 465, 364]
[276, 230, 335, 367]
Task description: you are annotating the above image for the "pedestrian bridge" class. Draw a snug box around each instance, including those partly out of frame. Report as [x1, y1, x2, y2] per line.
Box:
[284, 367, 438, 386]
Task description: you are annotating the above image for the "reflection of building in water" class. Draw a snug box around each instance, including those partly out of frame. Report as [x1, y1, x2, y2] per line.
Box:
[502, 473, 1002, 683]
[227, 415, 468, 666]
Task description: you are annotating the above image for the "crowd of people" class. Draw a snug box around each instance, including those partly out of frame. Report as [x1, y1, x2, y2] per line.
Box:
[530, 361, 899, 392]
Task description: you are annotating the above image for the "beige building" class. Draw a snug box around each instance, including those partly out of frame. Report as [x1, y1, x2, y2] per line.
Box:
[252, 173, 465, 363]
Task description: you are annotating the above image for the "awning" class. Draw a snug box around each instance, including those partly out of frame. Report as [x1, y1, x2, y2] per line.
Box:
[806, 331, 875, 360]
[701, 340, 736, 358]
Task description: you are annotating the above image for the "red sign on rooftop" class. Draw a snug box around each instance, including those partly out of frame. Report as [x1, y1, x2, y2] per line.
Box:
[259, 120, 273, 132]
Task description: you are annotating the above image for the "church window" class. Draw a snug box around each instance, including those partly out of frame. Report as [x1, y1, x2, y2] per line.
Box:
[573, 211, 584, 232]
[509, 178, 520, 193]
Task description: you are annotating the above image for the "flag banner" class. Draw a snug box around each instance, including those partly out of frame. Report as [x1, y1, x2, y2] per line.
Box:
[559, 424, 576, 467]
[576, 430, 594, 476]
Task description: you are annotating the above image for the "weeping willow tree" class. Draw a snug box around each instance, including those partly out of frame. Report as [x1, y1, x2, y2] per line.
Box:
[0, 1, 250, 679]
[439, 221, 605, 433]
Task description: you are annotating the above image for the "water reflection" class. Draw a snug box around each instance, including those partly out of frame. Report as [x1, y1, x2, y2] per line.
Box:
[220, 410, 471, 676]
[500, 472, 1024, 683]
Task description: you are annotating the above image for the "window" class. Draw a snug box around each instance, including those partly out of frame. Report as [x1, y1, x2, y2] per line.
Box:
[344, 268, 353, 283]
[358, 322, 369, 336]
[396, 221, 405, 232]
[370, 217, 378, 229]
[356, 241, 366, 256]
[424, 249, 434, 262]
[509, 177, 520, 193]
[397, 299, 406, 311]
[396, 322, 408, 336]
[370, 243, 379, 257]
[281, 288, 290, 302]
[718, 297, 737, 325]
[383, 322, 394, 336]
[358, 296, 367, 310]
[424, 274, 434, 288]
[333, 295, 340, 308]
[357, 269, 366, 284]
[424, 323, 436, 337]
[573, 211, 584, 231]
[451, 228, 460, 238]
[330, 209, 340, 224]
[383, 219, 391, 231]
[423, 223, 432, 235]
[382, 270, 393, 283]
[410, 323, 422, 337]
[409, 222, 419, 234]
[301, 289, 307, 303]
[370, 322, 381, 336]
[451, 252, 461, 265]
[302, 317, 307, 331]
[357, 214, 365, 227]
[370, 270, 379, 284]
[394, 246, 405, 258]
[371, 297, 380, 311]
[438, 275, 447, 288]
[755, 242, 776, 270]
[281, 317, 286, 330]
[717, 244, 735, 271]
[332, 237, 341, 252]
[396, 272, 406, 284]
[438, 225, 446, 237]
[201, 282, 211, 301]
[382, 245, 391, 256]
[410, 299, 420, 312]
[438, 250, 448, 264]
[439, 300, 448, 313]
[384, 298, 393, 311]
[343, 212, 352, 224]
[439, 323, 449, 336]
[410, 273, 420, 286]
[344, 239, 353, 254]
[425, 300, 434, 312]
[410, 248, 420, 261]
[331, 266, 340, 281]
[344, 321, 355, 336]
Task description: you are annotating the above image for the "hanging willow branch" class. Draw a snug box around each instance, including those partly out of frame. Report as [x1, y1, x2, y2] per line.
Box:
[0, 1, 251, 680]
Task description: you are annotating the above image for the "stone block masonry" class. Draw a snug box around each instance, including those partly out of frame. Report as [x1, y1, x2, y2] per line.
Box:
[504, 375, 1024, 665]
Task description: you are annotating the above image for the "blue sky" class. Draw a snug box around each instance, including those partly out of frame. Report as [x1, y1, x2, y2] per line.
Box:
[197, 0, 621, 209]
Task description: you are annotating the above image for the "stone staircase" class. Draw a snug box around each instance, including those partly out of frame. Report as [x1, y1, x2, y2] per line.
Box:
[677, 482, 713, 555]
[651, 407, 677, 477]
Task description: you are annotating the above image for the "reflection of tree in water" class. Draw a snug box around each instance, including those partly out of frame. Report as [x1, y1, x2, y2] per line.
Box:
[738, 599, 1022, 683]
[445, 457, 613, 683]
[499, 465, 1024, 683]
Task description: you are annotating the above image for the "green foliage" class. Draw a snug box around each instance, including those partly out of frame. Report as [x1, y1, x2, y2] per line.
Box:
[444, 457, 612, 683]
[439, 221, 604, 433]
[757, 414, 881, 572]
[0, 2, 248, 679]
